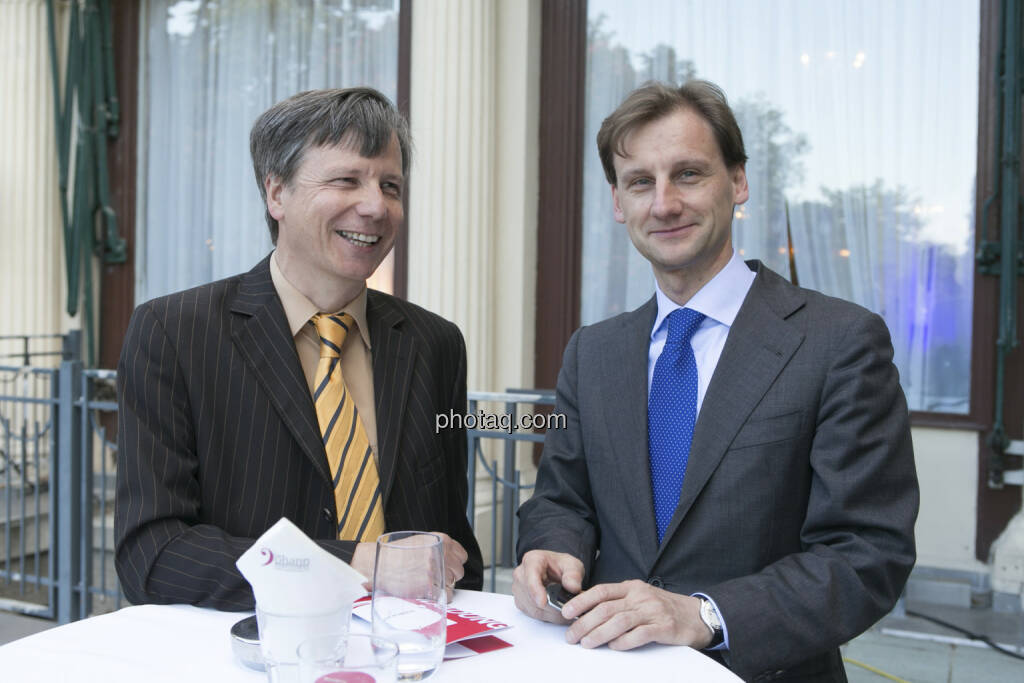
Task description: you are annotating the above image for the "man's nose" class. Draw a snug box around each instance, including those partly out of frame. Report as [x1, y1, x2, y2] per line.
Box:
[651, 181, 683, 220]
[356, 185, 388, 220]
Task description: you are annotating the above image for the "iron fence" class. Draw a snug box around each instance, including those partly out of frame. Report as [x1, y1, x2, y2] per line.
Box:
[0, 355, 123, 624]
[0, 331, 81, 366]
[0, 365, 58, 619]
[62, 365, 122, 622]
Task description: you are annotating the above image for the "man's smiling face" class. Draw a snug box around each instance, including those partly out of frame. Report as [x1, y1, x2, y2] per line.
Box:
[611, 107, 748, 290]
[267, 135, 404, 293]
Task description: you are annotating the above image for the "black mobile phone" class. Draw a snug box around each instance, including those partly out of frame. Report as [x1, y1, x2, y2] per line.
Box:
[545, 582, 579, 611]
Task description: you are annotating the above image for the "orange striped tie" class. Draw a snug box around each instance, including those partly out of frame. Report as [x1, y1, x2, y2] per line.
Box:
[311, 313, 385, 541]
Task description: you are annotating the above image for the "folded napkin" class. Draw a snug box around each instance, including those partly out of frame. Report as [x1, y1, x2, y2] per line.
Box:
[236, 518, 369, 666]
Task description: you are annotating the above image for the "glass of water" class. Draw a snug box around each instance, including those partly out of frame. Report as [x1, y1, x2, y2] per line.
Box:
[371, 531, 447, 680]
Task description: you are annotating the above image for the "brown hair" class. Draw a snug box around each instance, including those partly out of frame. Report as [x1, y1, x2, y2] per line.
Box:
[250, 87, 411, 244]
[597, 80, 747, 185]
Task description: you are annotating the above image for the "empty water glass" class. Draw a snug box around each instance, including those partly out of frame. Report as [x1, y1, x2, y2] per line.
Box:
[371, 531, 447, 680]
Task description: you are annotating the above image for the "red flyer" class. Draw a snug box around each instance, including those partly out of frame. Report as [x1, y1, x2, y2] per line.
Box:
[351, 596, 512, 658]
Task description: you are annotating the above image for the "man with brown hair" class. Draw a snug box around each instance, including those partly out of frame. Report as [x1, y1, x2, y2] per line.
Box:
[116, 88, 482, 610]
[513, 80, 918, 682]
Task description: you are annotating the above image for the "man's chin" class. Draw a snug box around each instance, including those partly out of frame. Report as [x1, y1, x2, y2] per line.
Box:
[327, 255, 393, 285]
[646, 249, 700, 273]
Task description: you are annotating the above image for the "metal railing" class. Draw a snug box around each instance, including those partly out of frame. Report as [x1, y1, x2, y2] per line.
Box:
[0, 365, 59, 619]
[466, 389, 556, 592]
[0, 356, 122, 623]
[60, 364, 122, 623]
[0, 331, 81, 366]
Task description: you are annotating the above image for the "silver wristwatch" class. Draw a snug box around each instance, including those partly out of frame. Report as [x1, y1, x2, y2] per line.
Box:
[698, 598, 724, 647]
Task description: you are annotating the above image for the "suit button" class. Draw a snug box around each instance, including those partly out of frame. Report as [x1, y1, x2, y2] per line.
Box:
[322, 507, 334, 522]
[648, 576, 664, 588]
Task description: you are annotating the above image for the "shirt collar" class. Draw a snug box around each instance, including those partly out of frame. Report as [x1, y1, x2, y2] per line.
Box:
[650, 250, 756, 340]
[269, 250, 373, 349]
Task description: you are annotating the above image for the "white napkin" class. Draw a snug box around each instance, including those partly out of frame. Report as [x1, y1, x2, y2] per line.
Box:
[237, 517, 368, 614]
[236, 517, 369, 666]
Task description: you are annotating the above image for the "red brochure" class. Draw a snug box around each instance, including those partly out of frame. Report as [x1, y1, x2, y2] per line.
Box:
[351, 596, 513, 658]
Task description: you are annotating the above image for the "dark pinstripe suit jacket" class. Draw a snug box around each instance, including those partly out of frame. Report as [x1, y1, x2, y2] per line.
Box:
[115, 255, 483, 610]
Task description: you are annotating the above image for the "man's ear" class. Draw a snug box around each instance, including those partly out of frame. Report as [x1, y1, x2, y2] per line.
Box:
[611, 184, 625, 224]
[265, 175, 286, 221]
[731, 164, 749, 206]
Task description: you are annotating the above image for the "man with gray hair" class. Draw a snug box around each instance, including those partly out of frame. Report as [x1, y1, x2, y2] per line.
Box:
[513, 80, 918, 682]
[116, 87, 482, 610]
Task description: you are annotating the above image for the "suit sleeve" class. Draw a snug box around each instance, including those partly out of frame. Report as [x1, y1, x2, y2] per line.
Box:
[706, 311, 918, 680]
[516, 329, 600, 579]
[443, 327, 484, 590]
[115, 302, 359, 610]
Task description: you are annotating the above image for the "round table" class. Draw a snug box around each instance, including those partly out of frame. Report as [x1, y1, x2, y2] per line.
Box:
[0, 590, 741, 682]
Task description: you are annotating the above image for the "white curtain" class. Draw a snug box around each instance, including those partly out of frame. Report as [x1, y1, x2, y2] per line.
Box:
[138, 0, 399, 303]
[583, 0, 978, 413]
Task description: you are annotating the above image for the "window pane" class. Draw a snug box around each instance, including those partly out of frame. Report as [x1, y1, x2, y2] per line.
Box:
[138, 0, 400, 302]
[582, 0, 978, 413]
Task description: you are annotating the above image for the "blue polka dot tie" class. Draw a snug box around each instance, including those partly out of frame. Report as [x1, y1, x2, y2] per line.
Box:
[648, 307, 706, 544]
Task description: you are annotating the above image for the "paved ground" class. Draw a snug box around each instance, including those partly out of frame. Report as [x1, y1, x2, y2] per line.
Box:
[0, 610, 52, 645]
[843, 602, 1024, 682]
[843, 630, 1024, 682]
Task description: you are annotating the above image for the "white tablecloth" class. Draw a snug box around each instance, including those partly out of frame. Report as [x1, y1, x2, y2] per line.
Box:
[0, 591, 741, 682]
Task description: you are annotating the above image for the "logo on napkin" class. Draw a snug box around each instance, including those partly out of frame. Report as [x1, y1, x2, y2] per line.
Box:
[259, 547, 310, 571]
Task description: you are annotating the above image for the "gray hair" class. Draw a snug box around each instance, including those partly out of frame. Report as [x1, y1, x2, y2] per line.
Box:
[250, 87, 412, 243]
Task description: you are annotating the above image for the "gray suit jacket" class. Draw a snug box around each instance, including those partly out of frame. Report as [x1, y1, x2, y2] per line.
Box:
[115, 255, 482, 610]
[517, 261, 918, 683]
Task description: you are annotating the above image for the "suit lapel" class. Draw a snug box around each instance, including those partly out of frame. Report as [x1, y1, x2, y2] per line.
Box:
[229, 256, 331, 483]
[600, 297, 660, 570]
[366, 291, 415, 504]
[656, 263, 806, 557]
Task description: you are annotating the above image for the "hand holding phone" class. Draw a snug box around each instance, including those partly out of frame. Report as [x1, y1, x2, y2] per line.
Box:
[546, 582, 580, 614]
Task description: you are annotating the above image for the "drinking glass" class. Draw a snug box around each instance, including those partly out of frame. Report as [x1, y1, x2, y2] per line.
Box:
[297, 633, 399, 683]
[371, 531, 447, 680]
[257, 604, 351, 683]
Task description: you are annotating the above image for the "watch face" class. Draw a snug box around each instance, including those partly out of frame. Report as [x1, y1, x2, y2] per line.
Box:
[700, 599, 721, 630]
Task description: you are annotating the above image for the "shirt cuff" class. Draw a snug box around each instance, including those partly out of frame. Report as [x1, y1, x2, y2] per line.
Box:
[692, 592, 730, 651]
